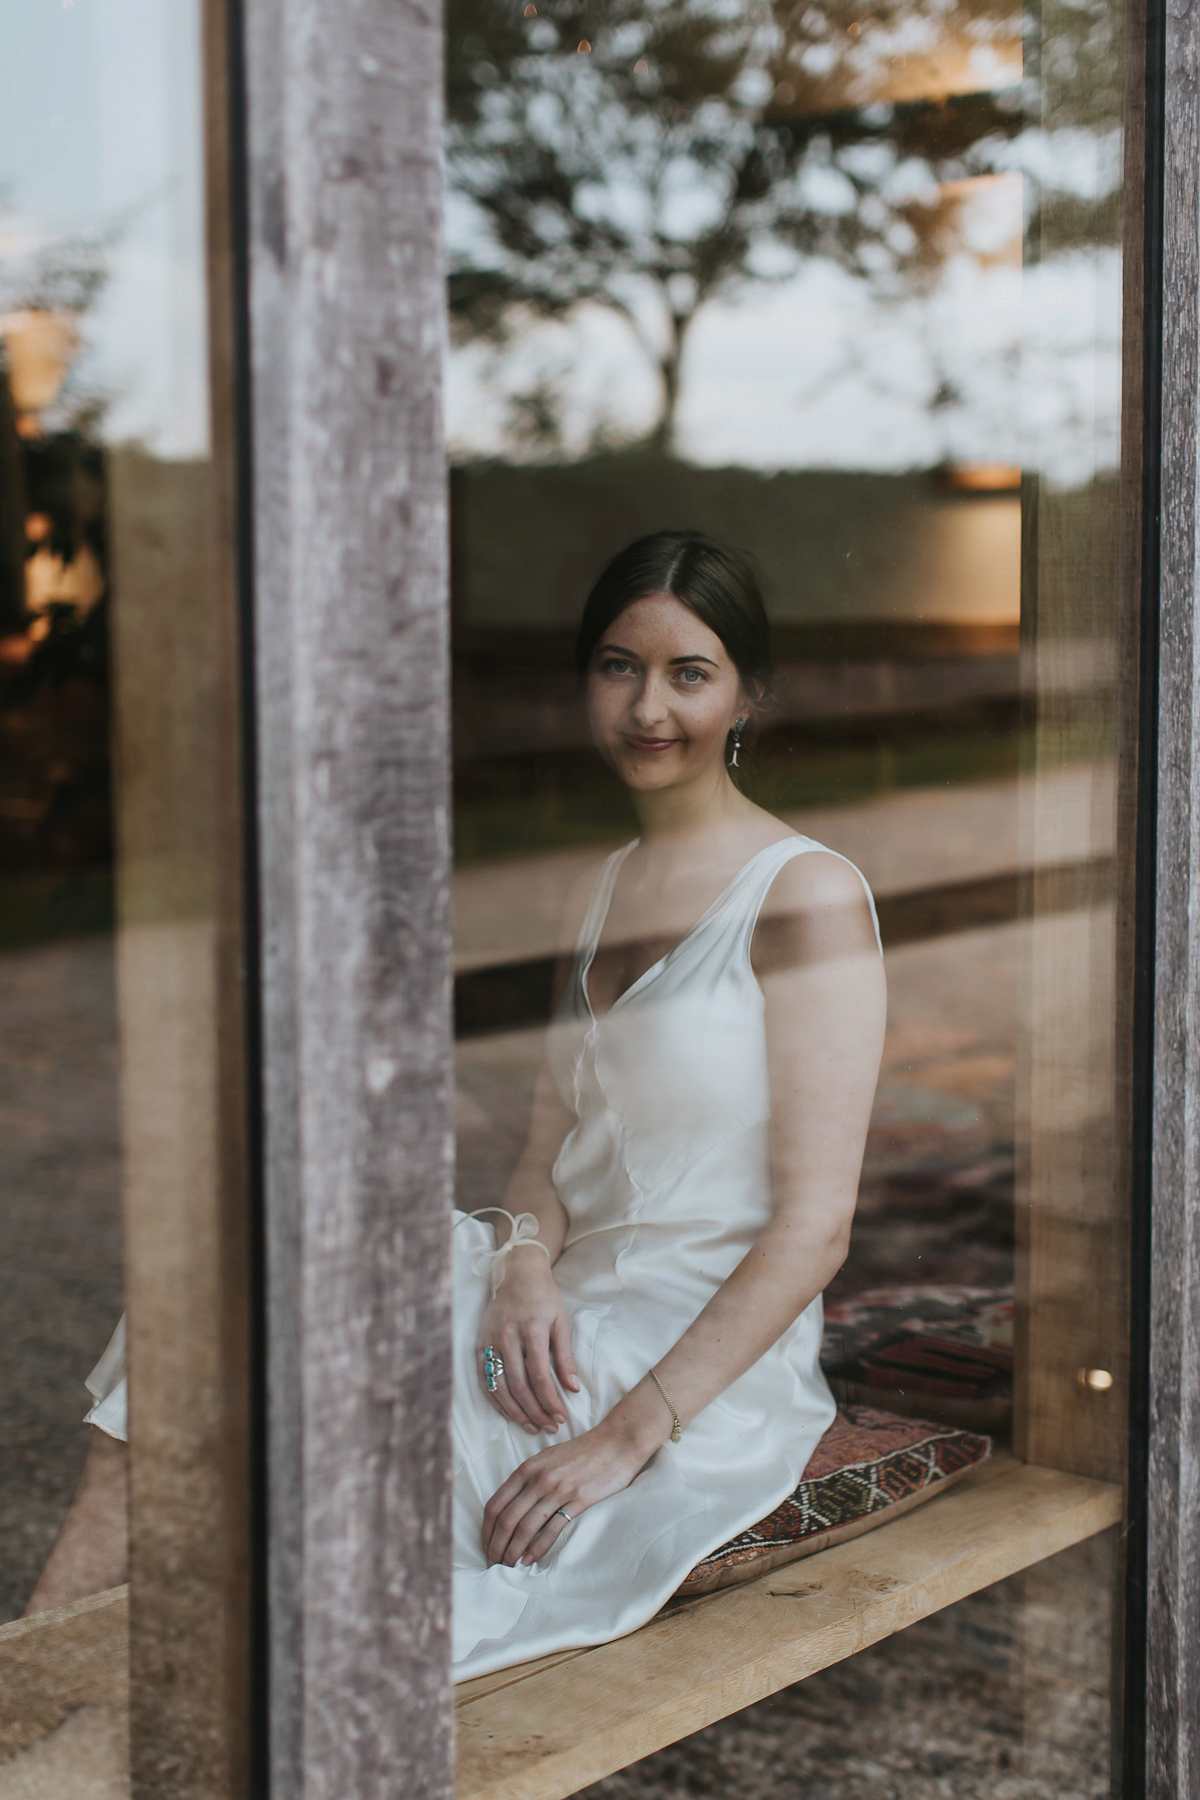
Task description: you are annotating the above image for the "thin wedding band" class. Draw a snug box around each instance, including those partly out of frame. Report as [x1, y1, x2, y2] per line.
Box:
[555, 1507, 573, 1522]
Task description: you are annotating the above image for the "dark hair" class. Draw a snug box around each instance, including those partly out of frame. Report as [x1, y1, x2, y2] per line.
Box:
[573, 530, 773, 693]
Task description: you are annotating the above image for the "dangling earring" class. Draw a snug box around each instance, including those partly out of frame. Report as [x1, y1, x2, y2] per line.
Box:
[729, 718, 745, 769]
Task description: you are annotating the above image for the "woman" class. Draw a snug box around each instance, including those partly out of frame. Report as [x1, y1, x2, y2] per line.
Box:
[453, 530, 886, 1679]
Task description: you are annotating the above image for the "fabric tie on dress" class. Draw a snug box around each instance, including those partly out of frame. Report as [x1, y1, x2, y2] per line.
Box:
[456, 1207, 552, 1296]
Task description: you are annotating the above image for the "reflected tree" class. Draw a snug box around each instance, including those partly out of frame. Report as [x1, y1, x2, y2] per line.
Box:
[446, 0, 1024, 451]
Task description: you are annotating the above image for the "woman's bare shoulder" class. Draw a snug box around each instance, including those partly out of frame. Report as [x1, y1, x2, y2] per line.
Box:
[753, 845, 880, 974]
[760, 843, 873, 917]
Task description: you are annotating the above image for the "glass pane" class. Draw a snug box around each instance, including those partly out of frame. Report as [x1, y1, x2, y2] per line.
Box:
[447, 0, 1131, 1780]
[1, 0, 218, 1787]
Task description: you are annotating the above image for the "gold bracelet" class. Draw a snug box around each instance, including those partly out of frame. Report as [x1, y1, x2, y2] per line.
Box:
[648, 1368, 683, 1443]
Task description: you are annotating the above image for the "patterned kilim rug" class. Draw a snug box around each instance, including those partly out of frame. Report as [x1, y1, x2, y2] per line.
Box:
[678, 1404, 991, 1596]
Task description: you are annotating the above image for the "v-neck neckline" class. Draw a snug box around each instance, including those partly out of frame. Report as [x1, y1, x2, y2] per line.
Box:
[580, 837, 799, 1024]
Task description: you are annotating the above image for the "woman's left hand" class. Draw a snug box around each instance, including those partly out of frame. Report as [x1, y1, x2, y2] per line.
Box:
[483, 1418, 651, 1567]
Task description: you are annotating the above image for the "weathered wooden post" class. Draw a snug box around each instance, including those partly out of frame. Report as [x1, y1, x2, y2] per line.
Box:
[241, 0, 455, 1793]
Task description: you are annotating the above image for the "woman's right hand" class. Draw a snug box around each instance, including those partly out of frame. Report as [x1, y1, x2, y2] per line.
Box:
[478, 1250, 580, 1435]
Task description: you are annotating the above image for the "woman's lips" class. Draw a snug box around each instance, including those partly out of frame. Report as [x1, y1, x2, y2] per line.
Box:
[624, 734, 680, 752]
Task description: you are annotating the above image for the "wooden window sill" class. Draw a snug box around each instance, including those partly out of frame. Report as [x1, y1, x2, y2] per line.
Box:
[0, 1585, 129, 1760]
[455, 1455, 1122, 1800]
[0, 1459, 1121, 1787]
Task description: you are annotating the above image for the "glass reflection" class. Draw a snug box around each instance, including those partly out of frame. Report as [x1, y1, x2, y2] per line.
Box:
[449, 0, 1127, 1778]
[2, 0, 209, 1787]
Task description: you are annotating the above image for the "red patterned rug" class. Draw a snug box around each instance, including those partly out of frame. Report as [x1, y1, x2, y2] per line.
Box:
[677, 1404, 991, 1597]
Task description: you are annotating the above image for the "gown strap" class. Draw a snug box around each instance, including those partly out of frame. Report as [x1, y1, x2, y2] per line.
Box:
[574, 841, 637, 957]
[729, 837, 884, 960]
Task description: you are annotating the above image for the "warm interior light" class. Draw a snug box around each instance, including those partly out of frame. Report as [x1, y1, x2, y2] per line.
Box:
[577, 39, 591, 52]
[0, 634, 35, 666]
[938, 172, 1023, 270]
[25, 543, 105, 617]
[782, 19, 1022, 114]
[941, 463, 1022, 494]
[1078, 1368, 1115, 1392]
[0, 309, 80, 419]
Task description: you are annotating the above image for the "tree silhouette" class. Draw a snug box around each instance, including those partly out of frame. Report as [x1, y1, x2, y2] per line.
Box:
[446, 0, 1025, 451]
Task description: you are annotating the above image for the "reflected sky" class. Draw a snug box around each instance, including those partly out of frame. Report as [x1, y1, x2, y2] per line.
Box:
[1, 0, 208, 458]
[447, 236, 1119, 482]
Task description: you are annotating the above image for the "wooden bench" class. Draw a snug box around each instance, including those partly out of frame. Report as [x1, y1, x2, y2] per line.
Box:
[455, 1454, 1122, 1800]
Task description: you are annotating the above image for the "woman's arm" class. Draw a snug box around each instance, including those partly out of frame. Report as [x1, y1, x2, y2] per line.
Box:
[483, 852, 886, 1564]
[469, 859, 607, 1433]
[476, 1059, 582, 1436]
[22, 1427, 128, 1615]
[617, 852, 885, 1434]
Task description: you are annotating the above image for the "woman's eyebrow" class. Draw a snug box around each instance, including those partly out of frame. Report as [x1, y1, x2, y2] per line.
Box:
[597, 643, 719, 667]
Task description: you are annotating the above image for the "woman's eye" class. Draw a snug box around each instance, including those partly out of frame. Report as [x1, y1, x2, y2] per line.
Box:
[602, 657, 632, 675]
[677, 667, 706, 684]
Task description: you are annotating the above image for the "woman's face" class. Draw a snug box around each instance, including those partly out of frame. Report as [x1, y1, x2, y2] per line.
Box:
[584, 593, 750, 792]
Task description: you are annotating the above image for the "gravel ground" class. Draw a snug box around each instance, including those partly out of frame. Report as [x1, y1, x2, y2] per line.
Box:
[581, 1533, 1117, 1800]
[0, 932, 123, 1623]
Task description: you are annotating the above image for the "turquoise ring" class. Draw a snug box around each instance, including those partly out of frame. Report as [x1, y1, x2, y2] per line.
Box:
[483, 1346, 505, 1392]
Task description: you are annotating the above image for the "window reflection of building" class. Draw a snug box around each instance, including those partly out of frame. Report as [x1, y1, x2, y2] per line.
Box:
[0, 256, 122, 1647]
[2, 5, 248, 1781]
[0, 314, 110, 880]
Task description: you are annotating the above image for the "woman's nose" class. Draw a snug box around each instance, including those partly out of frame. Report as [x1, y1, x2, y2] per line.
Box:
[630, 676, 669, 725]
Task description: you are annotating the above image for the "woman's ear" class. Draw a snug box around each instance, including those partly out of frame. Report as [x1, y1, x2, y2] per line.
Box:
[741, 678, 768, 718]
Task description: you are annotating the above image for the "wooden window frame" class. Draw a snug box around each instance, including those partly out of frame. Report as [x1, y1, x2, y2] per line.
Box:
[3, 0, 1195, 1788]
[1131, 0, 1200, 1790]
[239, 0, 455, 1796]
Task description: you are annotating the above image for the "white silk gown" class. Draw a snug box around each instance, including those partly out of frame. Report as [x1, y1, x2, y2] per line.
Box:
[452, 835, 882, 1680]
